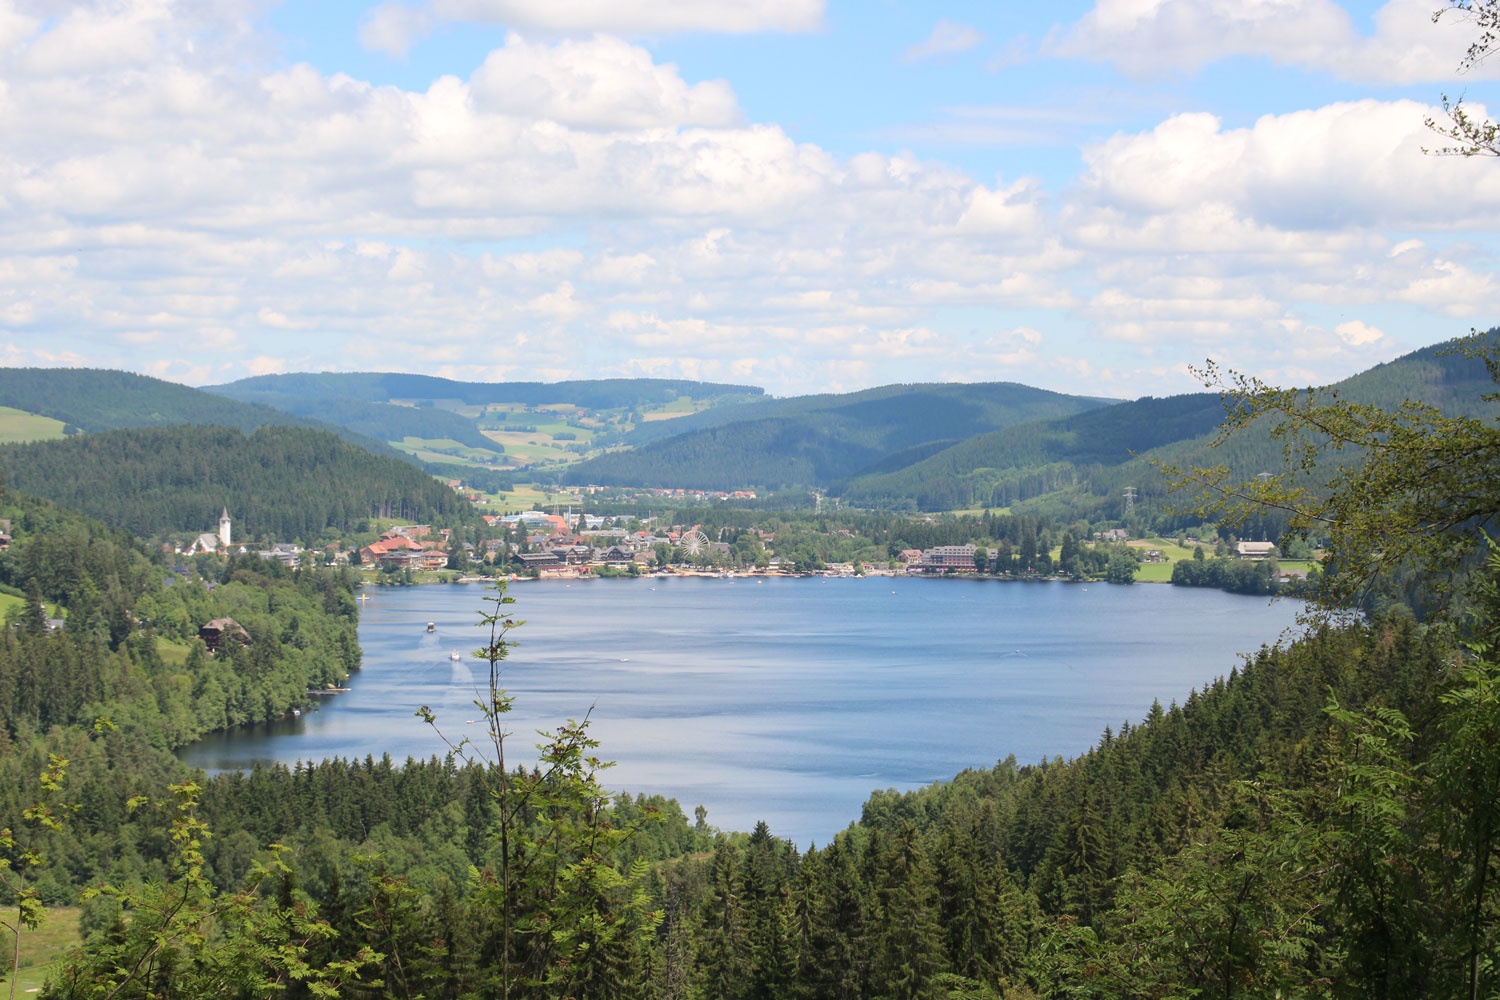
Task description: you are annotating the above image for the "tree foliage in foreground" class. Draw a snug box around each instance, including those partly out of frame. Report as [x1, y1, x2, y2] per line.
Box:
[7, 586, 1496, 999]
[1159, 334, 1500, 615]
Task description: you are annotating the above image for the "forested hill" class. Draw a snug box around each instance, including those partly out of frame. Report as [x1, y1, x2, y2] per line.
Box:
[205, 395, 502, 455]
[0, 367, 399, 459]
[0, 424, 472, 541]
[210, 372, 764, 409]
[837, 332, 1500, 512]
[561, 382, 1114, 491]
[0, 487, 361, 749]
[837, 392, 1228, 510]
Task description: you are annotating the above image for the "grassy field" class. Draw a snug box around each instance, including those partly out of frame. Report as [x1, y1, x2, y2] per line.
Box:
[639, 397, 705, 421]
[3, 906, 81, 994]
[1135, 560, 1176, 583]
[0, 406, 68, 445]
[0, 593, 63, 620]
[156, 636, 192, 666]
[474, 431, 587, 467]
[390, 437, 507, 468]
[475, 484, 583, 510]
[1127, 537, 1204, 583]
[1129, 538, 1201, 560]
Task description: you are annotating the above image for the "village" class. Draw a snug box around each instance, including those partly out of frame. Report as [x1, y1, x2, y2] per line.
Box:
[166, 505, 1299, 586]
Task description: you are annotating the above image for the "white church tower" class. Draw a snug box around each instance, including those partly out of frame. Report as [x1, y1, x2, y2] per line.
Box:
[219, 508, 231, 550]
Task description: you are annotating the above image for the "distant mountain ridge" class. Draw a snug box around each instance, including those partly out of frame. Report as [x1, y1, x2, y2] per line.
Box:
[836, 332, 1500, 512]
[562, 382, 1117, 491]
[0, 368, 401, 459]
[210, 372, 765, 409]
[620, 380, 1118, 446]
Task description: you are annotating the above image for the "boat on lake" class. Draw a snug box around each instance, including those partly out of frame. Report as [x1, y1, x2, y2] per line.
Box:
[450, 650, 461, 661]
[426, 622, 436, 632]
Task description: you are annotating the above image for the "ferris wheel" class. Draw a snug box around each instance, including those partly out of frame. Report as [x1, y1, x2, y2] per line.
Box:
[680, 528, 710, 556]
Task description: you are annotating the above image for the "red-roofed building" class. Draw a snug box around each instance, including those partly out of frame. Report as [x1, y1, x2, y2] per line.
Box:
[360, 535, 424, 565]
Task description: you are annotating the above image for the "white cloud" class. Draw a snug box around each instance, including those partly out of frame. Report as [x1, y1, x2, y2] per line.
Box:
[1392, 257, 1500, 316]
[358, 3, 437, 60]
[1334, 319, 1387, 346]
[903, 19, 985, 64]
[525, 281, 586, 320]
[0, 3, 39, 53]
[469, 33, 739, 128]
[975, 326, 1044, 366]
[1048, 0, 1490, 83]
[956, 177, 1044, 234]
[1077, 101, 1500, 232]
[0, 0, 1491, 398]
[246, 355, 289, 376]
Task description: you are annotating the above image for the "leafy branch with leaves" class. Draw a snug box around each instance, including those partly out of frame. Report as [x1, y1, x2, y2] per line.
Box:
[417, 582, 662, 999]
[1155, 334, 1500, 614]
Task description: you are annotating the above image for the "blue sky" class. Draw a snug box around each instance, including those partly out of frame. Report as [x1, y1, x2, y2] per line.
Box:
[2, 0, 1498, 397]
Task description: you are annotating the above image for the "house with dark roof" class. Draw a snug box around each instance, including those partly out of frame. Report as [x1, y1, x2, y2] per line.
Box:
[199, 617, 250, 654]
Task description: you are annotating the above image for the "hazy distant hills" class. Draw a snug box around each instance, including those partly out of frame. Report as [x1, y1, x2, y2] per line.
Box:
[210, 372, 764, 409]
[207, 373, 766, 454]
[207, 372, 767, 474]
[561, 382, 1117, 491]
[1, 334, 1490, 514]
[0, 368, 401, 459]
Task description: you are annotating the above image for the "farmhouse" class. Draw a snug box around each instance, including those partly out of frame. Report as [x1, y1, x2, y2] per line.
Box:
[1236, 541, 1278, 561]
[198, 617, 250, 654]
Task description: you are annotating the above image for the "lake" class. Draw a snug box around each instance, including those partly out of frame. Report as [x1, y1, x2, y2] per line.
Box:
[178, 576, 1306, 846]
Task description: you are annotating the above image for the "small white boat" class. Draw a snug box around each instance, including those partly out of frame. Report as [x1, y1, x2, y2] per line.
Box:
[426, 622, 436, 632]
[450, 650, 461, 661]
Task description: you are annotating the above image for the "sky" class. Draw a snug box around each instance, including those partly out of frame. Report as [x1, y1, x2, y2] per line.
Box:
[2, 0, 1499, 398]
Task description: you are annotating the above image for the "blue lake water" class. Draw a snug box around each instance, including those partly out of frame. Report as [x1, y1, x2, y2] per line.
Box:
[178, 576, 1306, 846]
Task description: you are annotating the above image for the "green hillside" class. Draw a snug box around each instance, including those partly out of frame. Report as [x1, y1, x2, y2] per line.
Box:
[0, 424, 472, 541]
[212, 395, 503, 454]
[0, 368, 401, 459]
[0, 487, 361, 746]
[562, 382, 1115, 490]
[838, 333, 1500, 513]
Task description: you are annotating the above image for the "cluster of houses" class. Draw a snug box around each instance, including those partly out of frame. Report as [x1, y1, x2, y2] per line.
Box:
[167, 505, 1288, 582]
[483, 511, 739, 574]
[358, 524, 469, 571]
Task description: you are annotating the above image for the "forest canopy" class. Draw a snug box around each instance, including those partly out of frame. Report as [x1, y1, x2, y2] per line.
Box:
[0, 424, 474, 541]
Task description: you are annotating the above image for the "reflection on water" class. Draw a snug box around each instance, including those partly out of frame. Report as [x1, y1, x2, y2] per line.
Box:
[178, 577, 1304, 846]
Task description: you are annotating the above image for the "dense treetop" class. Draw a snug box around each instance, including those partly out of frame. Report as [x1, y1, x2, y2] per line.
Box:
[0, 424, 473, 541]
